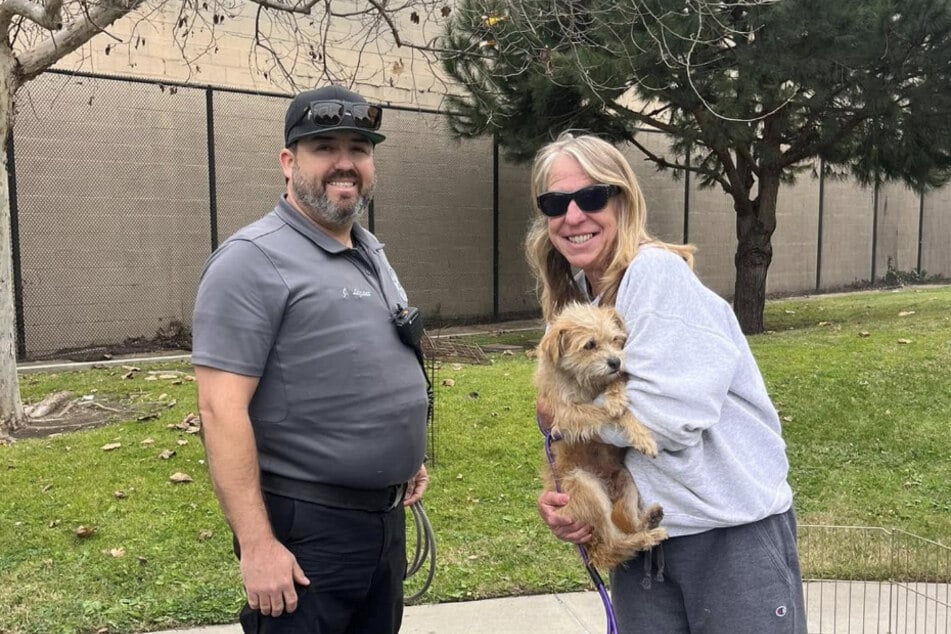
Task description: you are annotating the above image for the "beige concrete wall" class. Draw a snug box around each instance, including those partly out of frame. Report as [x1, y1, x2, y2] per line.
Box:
[921, 182, 951, 276]
[688, 183, 738, 298]
[373, 110, 495, 321]
[622, 132, 687, 246]
[14, 75, 210, 354]
[819, 177, 875, 287]
[497, 157, 537, 318]
[876, 182, 921, 277]
[11, 73, 951, 356]
[768, 166, 821, 295]
[50, 0, 453, 109]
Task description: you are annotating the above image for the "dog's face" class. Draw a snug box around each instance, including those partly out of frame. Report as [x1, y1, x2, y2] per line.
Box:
[538, 303, 628, 388]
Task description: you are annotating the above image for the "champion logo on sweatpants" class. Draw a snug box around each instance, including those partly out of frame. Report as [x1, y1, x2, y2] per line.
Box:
[775, 605, 788, 617]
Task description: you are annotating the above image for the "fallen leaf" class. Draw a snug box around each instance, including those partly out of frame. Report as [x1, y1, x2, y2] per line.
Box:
[817, 321, 831, 327]
[41, 483, 53, 493]
[782, 416, 794, 423]
[101, 443, 122, 451]
[176, 439, 188, 446]
[198, 529, 214, 541]
[122, 365, 140, 371]
[784, 309, 796, 314]
[140, 438, 155, 446]
[455, 474, 464, 480]
[109, 547, 126, 558]
[75, 525, 97, 538]
[137, 556, 148, 565]
[897, 338, 912, 344]
[96, 628, 109, 634]
[169, 472, 193, 483]
[114, 490, 127, 499]
[898, 310, 915, 317]
[158, 450, 176, 460]
[858, 331, 871, 337]
[48, 519, 60, 528]
[442, 379, 455, 387]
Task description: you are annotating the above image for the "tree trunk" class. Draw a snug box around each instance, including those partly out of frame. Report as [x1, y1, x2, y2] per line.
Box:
[0, 48, 23, 433]
[733, 171, 780, 335]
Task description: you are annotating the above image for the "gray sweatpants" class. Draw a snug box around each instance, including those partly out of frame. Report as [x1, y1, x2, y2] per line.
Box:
[610, 509, 806, 633]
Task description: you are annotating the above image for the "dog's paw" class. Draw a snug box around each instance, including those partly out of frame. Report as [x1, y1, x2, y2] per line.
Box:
[628, 430, 657, 458]
[644, 504, 664, 530]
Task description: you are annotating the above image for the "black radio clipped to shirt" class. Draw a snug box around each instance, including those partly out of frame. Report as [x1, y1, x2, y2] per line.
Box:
[394, 305, 424, 350]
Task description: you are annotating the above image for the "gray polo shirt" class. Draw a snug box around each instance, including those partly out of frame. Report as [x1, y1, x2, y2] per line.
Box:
[192, 197, 428, 489]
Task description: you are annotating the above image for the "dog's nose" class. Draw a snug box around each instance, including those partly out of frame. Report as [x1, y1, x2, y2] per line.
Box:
[607, 357, 621, 372]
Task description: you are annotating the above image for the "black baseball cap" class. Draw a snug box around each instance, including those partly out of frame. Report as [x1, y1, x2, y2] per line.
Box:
[284, 85, 386, 147]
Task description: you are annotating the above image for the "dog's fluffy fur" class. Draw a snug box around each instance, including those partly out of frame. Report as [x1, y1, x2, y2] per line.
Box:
[535, 302, 667, 569]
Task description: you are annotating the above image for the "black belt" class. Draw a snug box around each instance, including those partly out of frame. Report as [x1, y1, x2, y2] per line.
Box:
[260, 472, 405, 512]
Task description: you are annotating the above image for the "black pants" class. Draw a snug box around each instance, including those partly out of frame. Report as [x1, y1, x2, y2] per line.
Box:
[237, 492, 407, 634]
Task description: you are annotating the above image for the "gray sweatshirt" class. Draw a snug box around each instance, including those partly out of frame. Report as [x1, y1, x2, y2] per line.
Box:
[593, 246, 794, 537]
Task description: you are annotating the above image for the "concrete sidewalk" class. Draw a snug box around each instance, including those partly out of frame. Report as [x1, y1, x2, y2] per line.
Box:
[143, 580, 951, 633]
[147, 592, 609, 634]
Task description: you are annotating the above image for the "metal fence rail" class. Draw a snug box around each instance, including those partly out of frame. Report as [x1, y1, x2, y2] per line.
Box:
[800, 525, 950, 633]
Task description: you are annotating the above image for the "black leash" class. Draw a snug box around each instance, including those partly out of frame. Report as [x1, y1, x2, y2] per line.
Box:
[538, 413, 620, 634]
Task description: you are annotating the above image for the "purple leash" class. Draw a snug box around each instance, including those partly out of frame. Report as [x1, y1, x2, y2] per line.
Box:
[538, 413, 620, 634]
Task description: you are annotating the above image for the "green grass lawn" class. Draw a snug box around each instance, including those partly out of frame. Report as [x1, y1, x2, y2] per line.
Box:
[1, 286, 949, 633]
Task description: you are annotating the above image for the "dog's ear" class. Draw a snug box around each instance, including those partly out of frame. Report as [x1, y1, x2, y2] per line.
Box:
[539, 323, 566, 365]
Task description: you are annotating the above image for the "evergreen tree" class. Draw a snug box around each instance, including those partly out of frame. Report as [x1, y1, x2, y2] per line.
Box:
[442, 0, 951, 333]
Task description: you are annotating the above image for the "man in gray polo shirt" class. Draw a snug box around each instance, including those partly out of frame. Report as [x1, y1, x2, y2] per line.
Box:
[192, 85, 429, 634]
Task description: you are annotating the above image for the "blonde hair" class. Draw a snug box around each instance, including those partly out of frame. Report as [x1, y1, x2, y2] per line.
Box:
[525, 132, 696, 321]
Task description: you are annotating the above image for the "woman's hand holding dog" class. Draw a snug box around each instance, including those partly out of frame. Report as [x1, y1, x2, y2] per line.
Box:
[538, 490, 593, 544]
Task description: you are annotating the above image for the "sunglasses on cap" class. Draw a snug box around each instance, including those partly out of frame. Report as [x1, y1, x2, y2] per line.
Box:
[536, 183, 621, 218]
[300, 100, 383, 130]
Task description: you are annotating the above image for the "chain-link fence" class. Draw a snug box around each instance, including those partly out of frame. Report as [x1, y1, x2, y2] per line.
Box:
[9, 69, 951, 360]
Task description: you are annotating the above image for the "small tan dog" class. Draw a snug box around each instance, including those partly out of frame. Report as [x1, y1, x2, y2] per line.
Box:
[535, 302, 667, 569]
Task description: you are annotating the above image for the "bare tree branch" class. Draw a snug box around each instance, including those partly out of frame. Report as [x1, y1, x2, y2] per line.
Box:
[0, 0, 64, 32]
[16, 0, 148, 81]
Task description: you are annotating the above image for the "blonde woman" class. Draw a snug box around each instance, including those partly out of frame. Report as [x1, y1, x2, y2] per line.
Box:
[530, 132, 805, 633]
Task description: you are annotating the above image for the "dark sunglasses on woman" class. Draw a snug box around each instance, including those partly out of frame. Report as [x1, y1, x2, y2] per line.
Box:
[536, 184, 620, 218]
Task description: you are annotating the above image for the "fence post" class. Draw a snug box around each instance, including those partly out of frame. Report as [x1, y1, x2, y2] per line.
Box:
[492, 134, 499, 321]
[206, 87, 219, 252]
[816, 159, 825, 291]
[871, 180, 880, 283]
[6, 131, 26, 360]
[683, 148, 691, 244]
[916, 189, 925, 274]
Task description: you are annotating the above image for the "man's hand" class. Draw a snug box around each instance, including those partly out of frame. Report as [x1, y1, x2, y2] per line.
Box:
[403, 464, 429, 506]
[241, 537, 311, 617]
[537, 490, 593, 544]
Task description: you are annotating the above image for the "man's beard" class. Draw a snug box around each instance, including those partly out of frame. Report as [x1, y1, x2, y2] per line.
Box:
[291, 164, 374, 228]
